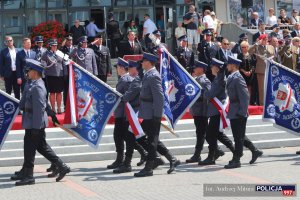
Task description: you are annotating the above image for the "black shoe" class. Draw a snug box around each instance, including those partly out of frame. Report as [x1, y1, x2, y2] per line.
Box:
[152, 157, 165, 169]
[14, 168, 24, 176]
[113, 164, 132, 174]
[15, 168, 35, 186]
[137, 155, 147, 166]
[46, 163, 56, 172]
[47, 166, 59, 178]
[54, 161, 71, 182]
[296, 151, 300, 155]
[113, 156, 132, 173]
[198, 157, 215, 165]
[167, 158, 181, 174]
[107, 153, 124, 169]
[134, 161, 154, 177]
[186, 155, 201, 163]
[11, 170, 25, 181]
[214, 149, 225, 161]
[224, 160, 241, 169]
[249, 150, 263, 164]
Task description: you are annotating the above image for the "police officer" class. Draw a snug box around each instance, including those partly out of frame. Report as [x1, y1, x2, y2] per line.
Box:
[70, 36, 98, 76]
[134, 53, 180, 177]
[15, 59, 70, 186]
[32, 36, 47, 62]
[225, 56, 263, 169]
[231, 33, 248, 55]
[89, 34, 112, 82]
[186, 60, 210, 163]
[60, 34, 75, 107]
[41, 39, 64, 114]
[148, 30, 167, 55]
[108, 58, 135, 172]
[175, 35, 194, 73]
[197, 29, 216, 81]
[122, 60, 165, 168]
[198, 58, 235, 165]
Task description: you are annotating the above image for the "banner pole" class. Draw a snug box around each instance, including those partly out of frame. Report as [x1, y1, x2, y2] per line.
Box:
[54, 122, 81, 139]
[161, 122, 179, 137]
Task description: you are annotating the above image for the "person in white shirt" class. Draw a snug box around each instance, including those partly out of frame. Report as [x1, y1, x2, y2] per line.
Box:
[291, 9, 300, 25]
[202, 10, 214, 30]
[0, 36, 20, 100]
[175, 21, 186, 47]
[143, 14, 157, 49]
[266, 8, 277, 26]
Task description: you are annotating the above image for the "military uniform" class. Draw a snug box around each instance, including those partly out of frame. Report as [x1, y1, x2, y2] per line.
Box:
[175, 35, 194, 73]
[70, 36, 98, 76]
[197, 30, 216, 81]
[32, 36, 47, 62]
[15, 59, 70, 186]
[187, 60, 210, 163]
[198, 58, 234, 165]
[225, 56, 263, 169]
[89, 43, 112, 82]
[107, 58, 135, 171]
[134, 53, 180, 177]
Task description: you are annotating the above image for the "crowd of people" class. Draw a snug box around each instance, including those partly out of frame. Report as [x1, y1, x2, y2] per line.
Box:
[1, 6, 300, 186]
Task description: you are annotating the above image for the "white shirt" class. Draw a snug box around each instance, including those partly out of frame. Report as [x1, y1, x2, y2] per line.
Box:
[143, 19, 157, 34]
[266, 15, 277, 26]
[203, 15, 214, 29]
[228, 70, 239, 79]
[8, 47, 16, 71]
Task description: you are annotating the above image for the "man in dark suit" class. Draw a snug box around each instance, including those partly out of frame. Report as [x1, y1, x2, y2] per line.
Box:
[16, 37, 36, 92]
[0, 36, 20, 100]
[250, 12, 263, 27]
[225, 56, 263, 169]
[119, 31, 143, 58]
[252, 23, 266, 44]
[215, 38, 232, 76]
[89, 34, 112, 82]
[291, 22, 300, 38]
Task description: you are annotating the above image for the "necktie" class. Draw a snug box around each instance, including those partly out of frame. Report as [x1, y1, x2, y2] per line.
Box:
[26, 50, 29, 58]
[131, 42, 134, 49]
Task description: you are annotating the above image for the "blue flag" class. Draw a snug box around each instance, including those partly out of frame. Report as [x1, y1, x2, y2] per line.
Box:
[160, 48, 201, 129]
[0, 90, 19, 150]
[64, 64, 122, 148]
[263, 59, 300, 135]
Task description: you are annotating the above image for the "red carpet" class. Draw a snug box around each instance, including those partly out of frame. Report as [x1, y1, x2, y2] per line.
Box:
[11, 106, 263, 130]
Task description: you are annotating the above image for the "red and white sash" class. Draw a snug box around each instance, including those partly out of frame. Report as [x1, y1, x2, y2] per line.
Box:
[210, 97, 230, 132]
[125, 102, 145, 139]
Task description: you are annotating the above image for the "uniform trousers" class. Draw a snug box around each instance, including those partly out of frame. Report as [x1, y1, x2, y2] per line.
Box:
[230, 117, 247, 158]
[23, 129, 59, 168]
[63, 76, 69, 107]
[257, 73, 265, 105]
[4, 71, 20, 100]
[206, 115, 234, 150]
[113, 117, 135, 157]
[141, 119, 169, 161]
[97, 74, 107, 83]
[193, 116, 208, 151]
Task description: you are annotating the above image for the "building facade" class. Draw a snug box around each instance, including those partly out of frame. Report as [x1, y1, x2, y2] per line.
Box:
[0, 0, 299, 48]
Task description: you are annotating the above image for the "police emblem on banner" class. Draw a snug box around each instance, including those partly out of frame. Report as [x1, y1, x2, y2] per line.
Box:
[264, 60, 300, 135]
[160, 49, 201, 129]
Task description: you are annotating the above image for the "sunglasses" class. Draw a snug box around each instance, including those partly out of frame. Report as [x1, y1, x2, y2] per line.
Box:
[6, 40, 13, 42]
[223, 43, 230, 45]
[241, 46, 248, 48]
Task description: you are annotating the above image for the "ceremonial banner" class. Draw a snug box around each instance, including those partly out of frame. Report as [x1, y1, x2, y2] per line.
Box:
[160, 48, 201, 129]
[64, 63, 122, 148]
[263, 59, 300, 135]
[0, 90, 19, 150]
